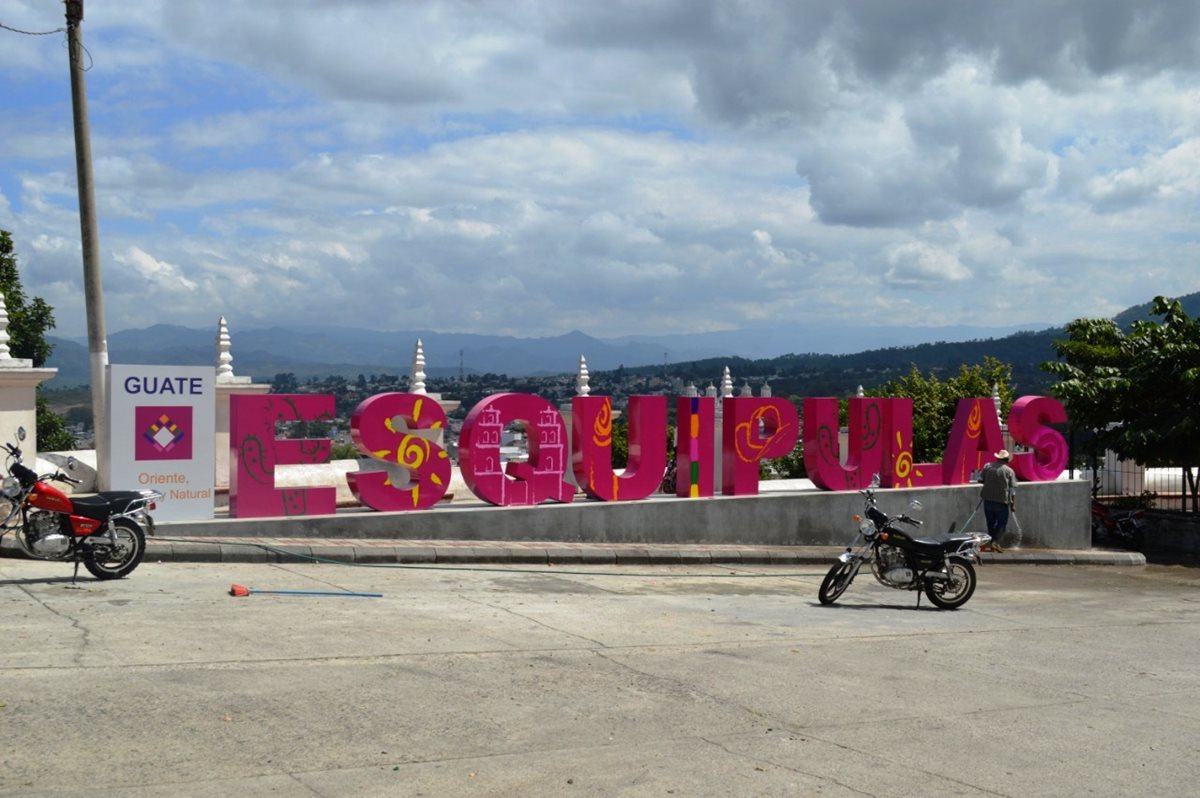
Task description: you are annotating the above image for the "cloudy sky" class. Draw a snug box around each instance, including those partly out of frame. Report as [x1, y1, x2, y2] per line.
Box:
[2, 0, 1198, 348]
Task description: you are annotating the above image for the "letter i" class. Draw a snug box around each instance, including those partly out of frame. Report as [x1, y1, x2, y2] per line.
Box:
[676, 396, 715, 498]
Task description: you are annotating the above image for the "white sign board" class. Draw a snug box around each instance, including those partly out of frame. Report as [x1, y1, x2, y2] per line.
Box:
[107, 365, 215, 521]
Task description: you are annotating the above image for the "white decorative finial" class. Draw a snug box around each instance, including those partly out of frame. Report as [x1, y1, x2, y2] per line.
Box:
[215, 316, 234, 380]
[739, 381, 753, 398]
[685, 382, 698, 398]
[576, 355, 590, 396]
[993, 382, 1002, 422]
[411, 339, 427, 395]
[705, 383, 717, 398]
[0, 292, 10, 359]
[856, 384, 864, 398]
[761, 381, 772, 397]
[721, 367, 733, 398]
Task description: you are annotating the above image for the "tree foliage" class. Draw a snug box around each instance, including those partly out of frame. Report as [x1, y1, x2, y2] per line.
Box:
[869, 357, 1014, 463]
[1044, 296, 1200, 469]
[764, 437, 806, 479]
[0, 231, 74, 450]
[0, 231, 57, 367]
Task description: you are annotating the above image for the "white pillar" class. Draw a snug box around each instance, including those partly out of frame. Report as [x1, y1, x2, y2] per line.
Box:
[411, 339, 427, 395]
[576, 355, 590, 397]
[560, 354, 591, 490]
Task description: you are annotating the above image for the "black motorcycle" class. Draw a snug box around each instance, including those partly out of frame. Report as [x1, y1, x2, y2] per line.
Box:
[818, 480, 990, 609]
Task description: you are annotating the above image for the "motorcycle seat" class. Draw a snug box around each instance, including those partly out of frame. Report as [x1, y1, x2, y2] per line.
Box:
[911, 534, 978, 555]
[70, 491, 150, 522]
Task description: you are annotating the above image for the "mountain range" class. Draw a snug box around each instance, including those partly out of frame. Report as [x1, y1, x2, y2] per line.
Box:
[40, 291, 1199, 389]
[40, 321, 1046, 387]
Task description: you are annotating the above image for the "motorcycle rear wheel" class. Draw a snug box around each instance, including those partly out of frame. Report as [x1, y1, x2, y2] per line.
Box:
[83, 518, 146, 580]
[924, 557, 976, 609]
[818, 560, 857, 605]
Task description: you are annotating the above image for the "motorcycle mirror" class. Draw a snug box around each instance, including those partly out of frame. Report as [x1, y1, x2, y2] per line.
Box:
[908, 499, 923, 512]
[16, 426, 26, 442]
[868, 473, 881, 489]
[66, 456, 78, 470]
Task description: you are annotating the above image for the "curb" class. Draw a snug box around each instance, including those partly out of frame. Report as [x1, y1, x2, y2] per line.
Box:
[1, 538, 1148, 568]
[141, 540, 1145, 567]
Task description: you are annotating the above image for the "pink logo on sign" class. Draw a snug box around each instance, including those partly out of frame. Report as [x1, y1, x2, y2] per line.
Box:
[136, 406, 193, 461]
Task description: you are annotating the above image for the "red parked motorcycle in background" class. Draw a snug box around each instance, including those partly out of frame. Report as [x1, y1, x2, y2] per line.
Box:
[0, 427, 162, 579]
[1091, 499, 1146, 549]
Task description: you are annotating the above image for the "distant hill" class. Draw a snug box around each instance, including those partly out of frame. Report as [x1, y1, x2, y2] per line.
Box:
[42, 290, 1200, 389]
[1112, 292, 1200, 328]
[629, 290, 1200, 397]
[42, 326, 723, 387]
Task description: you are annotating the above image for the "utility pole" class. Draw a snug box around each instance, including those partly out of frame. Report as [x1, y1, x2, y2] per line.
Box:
[64, 0, 109, 486]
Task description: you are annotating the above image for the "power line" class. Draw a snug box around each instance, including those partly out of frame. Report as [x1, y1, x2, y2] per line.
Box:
[0, 21, 65, 36]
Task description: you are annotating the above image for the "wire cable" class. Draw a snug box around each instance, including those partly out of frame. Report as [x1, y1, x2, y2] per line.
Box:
[0, 21, 65, 36]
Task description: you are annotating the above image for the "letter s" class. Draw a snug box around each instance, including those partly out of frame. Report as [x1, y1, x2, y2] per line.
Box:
[348, 393, 450, 511]
[1008, 396, 1069, 482]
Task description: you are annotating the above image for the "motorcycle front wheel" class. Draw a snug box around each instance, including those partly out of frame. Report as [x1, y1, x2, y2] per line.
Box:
[924, 557, 976, 609]
[83, 518, 146, 580]
[818, 560, 857, 605]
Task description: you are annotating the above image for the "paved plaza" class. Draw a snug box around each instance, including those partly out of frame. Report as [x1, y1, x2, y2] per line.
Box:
[2, 557, 1199, 796]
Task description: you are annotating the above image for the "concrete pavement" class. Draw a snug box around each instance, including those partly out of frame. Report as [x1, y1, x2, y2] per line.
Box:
[0, 558, 1196, 796]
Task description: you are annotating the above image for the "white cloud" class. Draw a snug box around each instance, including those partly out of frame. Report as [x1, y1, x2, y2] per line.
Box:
[1086, 137, 1200, 212]
[884, 241, 971, 287]
[2, 0, 1199, 343]
[113, 246, 199, 291]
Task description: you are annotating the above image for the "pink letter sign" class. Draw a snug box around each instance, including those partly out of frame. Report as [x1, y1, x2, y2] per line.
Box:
[572, 395, 668, 501]
[721, 397, 799, 495]
[1008, 396, 1068, 481]
[941, 398, 1006, 485]
[459, 393, 574, 506]
[802, 397, 889, 490]
[348, 393, 451, 511]
[229, 394, 337, 518]
[877, 398, 943, 488]
[676, 396, 715, 498]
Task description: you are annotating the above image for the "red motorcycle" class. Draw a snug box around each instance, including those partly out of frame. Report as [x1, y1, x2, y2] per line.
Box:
[0, 427, 162, 579]
[1091, 499, 1146, 549]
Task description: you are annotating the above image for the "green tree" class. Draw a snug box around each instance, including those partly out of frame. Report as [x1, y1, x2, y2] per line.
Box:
[0, 230, 74, 451]
[610, 418, 629, 469]
[0, 231, 56, 367]
[871, 357, 1014, 463]
[764, 437, 806, 479]
[1044, 296, 1200, 508]
[271, 372, 300, 393]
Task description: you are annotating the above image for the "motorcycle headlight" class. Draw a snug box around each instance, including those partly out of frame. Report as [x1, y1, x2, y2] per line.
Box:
[859, 519, 876, 536]
[0, 476, 20, 498]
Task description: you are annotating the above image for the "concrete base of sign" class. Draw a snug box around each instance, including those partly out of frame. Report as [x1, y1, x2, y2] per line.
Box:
[159, 478, 1091, 551]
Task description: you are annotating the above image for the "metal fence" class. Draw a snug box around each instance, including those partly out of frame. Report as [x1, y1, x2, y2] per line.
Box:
[1069, 451, 1200, 513]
